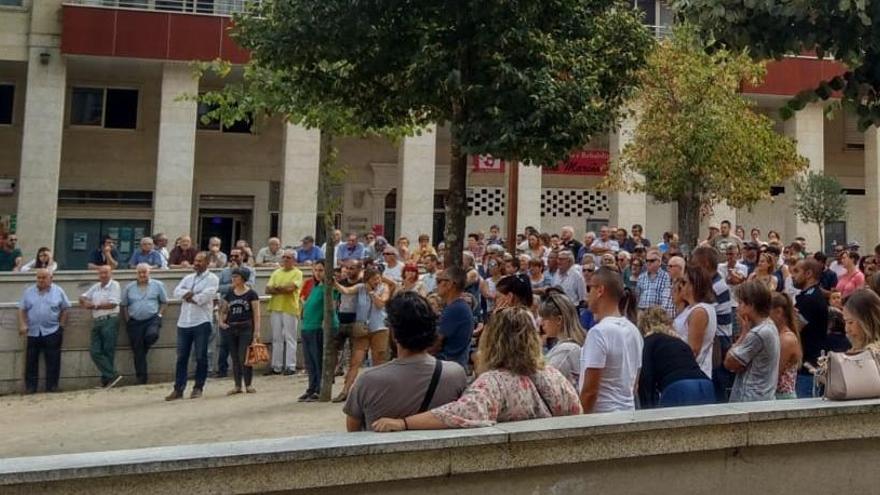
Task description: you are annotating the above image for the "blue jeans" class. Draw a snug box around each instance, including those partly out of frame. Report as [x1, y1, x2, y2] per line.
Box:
[796, 372, 818, 398]
[660, 378, 716, 407]
[302, 331, 323, 395]
[712, 335, 734, 403]
[175, 322, 212, 392]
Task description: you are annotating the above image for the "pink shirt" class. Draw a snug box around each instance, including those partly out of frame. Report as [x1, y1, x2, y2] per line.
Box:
[836, 270, 865, 298]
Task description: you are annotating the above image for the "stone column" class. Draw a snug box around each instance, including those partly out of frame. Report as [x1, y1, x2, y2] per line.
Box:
[608, 114, 647, 231]
[280, 124, 321, 246]
[395, 126, 436, 242]
[16, 46, 66, 255]
[507, 163, 542, 234]
[153, 63, 198, 239]
[865, 126, 880, 249]
[783, 103, 825, 250]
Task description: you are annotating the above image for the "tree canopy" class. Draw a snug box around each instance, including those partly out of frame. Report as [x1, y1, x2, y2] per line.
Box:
[605, 26, 807, 247]
[226, 0, 653, 264]
[673, 0, 880, 129]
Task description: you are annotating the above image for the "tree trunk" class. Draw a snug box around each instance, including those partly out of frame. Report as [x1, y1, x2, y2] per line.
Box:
[677, 194, 701, 253]
[818, 224, 825, 255]
[319, 134, 339, 402]
[445, 139, 467, 268]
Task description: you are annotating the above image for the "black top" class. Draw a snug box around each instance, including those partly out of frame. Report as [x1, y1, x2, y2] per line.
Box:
[795, 284, 829, 368]
[638, 333, 708, 409]
[563, 239, 583, 259]
[820, 269, 838, 291]
[224, 288, 259, 325]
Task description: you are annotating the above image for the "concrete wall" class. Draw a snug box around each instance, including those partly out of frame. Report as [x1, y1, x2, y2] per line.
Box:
[2, 399, 880, 494]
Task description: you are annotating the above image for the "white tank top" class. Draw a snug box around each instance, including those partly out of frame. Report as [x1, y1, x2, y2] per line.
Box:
[673, 302, 716, 378]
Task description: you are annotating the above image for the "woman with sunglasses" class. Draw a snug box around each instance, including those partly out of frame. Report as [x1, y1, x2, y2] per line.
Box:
[539, 290, 586, 387]
[672, 266, 717, 378]
[400, 262, 427, 296]
[372, 306, 581, 431]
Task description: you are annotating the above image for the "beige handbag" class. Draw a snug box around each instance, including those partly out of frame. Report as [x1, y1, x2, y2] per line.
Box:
[822, 350, 880, 400]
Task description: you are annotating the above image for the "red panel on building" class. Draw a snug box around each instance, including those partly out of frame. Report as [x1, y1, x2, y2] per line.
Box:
[61, 7, 116, 57]
[472, 150, 610, 175]
[168, 15, 223, 61]
[115, 11, 169, 59]
[220, 18, 250, 64]
[744, 58, 847, 96]
[62, 5, 251, 64]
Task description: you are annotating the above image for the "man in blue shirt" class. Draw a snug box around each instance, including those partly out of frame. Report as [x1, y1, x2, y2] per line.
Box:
[127, 237, 167, 269]
[121, 263, 168, 384]
[435, 266, 473, 370]
[336, 233, 365, 264]
[297, 236, 325, 265]
[18, 269, 70, 393]
[87, 235, 120, 270]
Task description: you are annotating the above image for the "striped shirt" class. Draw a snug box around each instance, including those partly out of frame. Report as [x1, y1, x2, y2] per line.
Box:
[712, 273, 733, 337]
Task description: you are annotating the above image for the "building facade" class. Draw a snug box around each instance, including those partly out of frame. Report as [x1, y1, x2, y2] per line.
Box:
[0, 0, 878, 268]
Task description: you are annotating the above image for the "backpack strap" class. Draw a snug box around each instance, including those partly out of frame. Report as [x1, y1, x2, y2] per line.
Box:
[418, 358, 444, 413]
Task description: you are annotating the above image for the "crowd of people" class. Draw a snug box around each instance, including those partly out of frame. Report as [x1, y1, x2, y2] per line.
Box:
[14, 220, 880, 434]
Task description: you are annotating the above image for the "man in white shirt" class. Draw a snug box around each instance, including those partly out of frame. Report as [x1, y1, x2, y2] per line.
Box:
[590, 226, 620, 264]
[80, 265, 122, 389]
[166, 252, 219, 401]
[579, 267, 643, 413]
[551, 250, 586, 306]
[718, 245, 748, 332]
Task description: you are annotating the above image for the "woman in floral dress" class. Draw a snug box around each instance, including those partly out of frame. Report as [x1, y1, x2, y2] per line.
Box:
[372, 306, 582, 431]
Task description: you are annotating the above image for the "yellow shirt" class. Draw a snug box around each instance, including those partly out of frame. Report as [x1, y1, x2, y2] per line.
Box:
[267, 267, 303, 315]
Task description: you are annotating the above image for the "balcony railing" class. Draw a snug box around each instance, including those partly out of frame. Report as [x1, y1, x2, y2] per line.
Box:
[646, 24, 672, 40]
[64, 0, 260, 16]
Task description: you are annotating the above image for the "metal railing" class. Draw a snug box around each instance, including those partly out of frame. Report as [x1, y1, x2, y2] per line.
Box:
[645, 24, 672, 40]
[64, 0, 260, 16]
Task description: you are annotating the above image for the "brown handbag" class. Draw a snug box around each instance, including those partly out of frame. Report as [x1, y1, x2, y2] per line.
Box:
[245, 342, 270, 368]
[821, 350, 880, 400]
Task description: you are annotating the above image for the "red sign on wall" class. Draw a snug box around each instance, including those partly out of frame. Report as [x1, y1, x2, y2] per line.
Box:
[471, 150, 609, 176]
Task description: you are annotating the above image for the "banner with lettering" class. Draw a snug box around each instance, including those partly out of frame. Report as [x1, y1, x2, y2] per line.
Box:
[471, 150, 609, 176]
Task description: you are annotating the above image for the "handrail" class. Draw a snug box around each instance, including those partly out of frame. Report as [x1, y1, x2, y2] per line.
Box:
[63, 0, 260, 17]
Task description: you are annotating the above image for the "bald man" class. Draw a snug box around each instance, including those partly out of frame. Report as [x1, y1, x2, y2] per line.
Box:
[80, 265, 122, 389]
[19, 269, 70, 393]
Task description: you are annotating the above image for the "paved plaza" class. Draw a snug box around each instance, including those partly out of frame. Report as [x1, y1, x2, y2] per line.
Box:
[0, 374, 346, 458]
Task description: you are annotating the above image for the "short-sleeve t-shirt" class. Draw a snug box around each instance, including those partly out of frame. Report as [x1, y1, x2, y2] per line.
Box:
[343, 354, 467, 431]
[437, 298, 474, 370]
[266, 267, 303, 314]
[224, 288, 259, 325]
[0, 248, 21, 271]
[579, 316, 644, 413]
[729, 319, 780, 402]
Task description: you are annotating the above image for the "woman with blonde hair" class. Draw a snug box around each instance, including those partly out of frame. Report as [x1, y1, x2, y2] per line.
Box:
[538, 289, 587, 387]
[749, 252, 778, 292]
[770, 292, 802, 399]
[637, 307, 714, 408]
[372, 306, 582, 431]
[842, 289, 880, 353]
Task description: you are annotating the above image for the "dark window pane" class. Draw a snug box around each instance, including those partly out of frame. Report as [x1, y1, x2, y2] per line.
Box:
[70, 87, 104, 126]
[636, 0, 656, 25]
[0, 85, 13, 125]
[223, 112, 253, 133]
[104, 88, 138, 129]
[0, 0, 23, 5]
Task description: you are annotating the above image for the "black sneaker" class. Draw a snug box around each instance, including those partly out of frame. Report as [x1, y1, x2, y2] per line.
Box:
[283, 369, 297, 376]
[296, 392, 311, 402]
[263, 369, 281, 376]
[304, 393, 319, 402]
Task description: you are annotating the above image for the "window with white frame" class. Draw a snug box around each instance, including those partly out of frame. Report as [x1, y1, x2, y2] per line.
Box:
[70, 87, 139, 129]
[0, 84, 13, 125]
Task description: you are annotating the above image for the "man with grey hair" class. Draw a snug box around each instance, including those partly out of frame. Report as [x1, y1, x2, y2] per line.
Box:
[551, 249, 586, 305]
[256, 237, 284, 267]
[80, 265, 122, 389]
[265, 249, 303, 375]
[128, 237, 167, 269]
[206, 236, 228, 268]
[121, 263, 168, 384]
[666, 255, 686, 283]
[560, 225, 583, 260]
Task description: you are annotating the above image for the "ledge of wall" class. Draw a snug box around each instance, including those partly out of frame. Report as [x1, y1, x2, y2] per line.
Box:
[1, 399, 880, 494]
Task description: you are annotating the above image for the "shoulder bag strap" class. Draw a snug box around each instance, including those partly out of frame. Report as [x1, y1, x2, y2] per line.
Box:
[529, 375, 554, 415]
[418, 358, 444, 413]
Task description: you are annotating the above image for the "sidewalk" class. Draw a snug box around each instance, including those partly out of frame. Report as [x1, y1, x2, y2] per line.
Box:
[0, 374, 347, 458]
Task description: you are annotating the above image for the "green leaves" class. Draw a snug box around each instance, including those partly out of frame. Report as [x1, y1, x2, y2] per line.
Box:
[792, 172, 847, 245]
[606, 25, 806, 240]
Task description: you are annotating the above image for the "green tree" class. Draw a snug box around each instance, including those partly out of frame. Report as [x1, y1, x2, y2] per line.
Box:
[673, 0, 880, 128]
[227, 0, 653, 267]
[604, 26, 807, 248]
[792, 171, 847, 252]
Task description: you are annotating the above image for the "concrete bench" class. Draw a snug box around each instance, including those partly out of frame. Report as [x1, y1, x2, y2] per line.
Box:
[1, 398, 879, 494]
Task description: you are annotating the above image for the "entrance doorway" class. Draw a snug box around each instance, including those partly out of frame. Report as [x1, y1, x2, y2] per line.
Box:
[198, 210, 251, 252]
